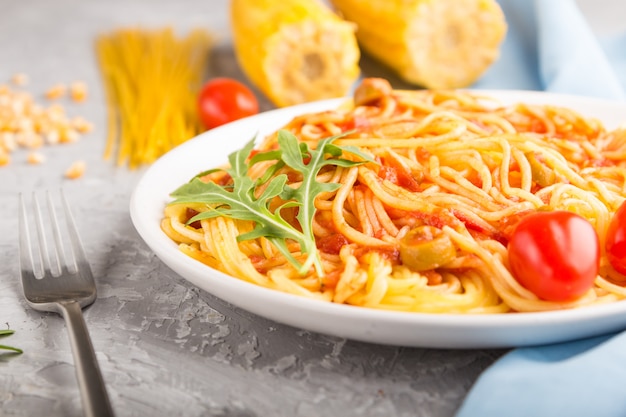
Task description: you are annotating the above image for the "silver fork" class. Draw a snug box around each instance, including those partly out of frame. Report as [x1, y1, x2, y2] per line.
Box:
[18, 190, 114, 417]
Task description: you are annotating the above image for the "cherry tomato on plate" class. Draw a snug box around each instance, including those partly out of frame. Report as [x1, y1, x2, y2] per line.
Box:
[507, 210, 600, 302]
[606, 200, 626, 275]
[197, 77, 259, 129]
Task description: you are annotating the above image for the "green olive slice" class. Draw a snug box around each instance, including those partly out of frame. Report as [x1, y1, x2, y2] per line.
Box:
[399, 225, 456, 271]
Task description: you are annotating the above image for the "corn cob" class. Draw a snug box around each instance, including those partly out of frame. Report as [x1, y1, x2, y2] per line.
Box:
[230, 0, 361, 107]
[329, 0, 507, 89]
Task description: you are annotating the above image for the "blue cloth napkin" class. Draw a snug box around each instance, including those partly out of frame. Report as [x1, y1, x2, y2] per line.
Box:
[456, 1, 626, 417]
[473, 0, 626, 100]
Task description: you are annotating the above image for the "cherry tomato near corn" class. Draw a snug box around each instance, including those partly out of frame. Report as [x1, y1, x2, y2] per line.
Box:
[507, 210, 600, 302]
[606, 201, 626, 275]
[197, 78, 259, 129]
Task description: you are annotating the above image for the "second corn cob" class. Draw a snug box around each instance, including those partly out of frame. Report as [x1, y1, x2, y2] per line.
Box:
[330, 0, 507, 89]
[230, 0, 361, 108]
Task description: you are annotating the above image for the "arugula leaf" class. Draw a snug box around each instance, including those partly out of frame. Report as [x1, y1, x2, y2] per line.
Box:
[275, 130, 365, 273]
[0, 329, 22, 354]
[169, 129, 372, 276]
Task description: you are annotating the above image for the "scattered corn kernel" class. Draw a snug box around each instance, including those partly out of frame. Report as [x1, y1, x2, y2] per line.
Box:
[11, 73, 28, 86]
[71, 116, 94, 133]
[46, 103, 66, 118]
[65, 160, 86, 179]
[17, 131, 44, 149]
[45, 84, 67, 100]
[45, 130, 60, 145]
[0, 132, 16, 151]
[58, 126, 79, 143]
[0, 148, 10, 166]
[69, 81, 88, 102]
[27, 151, 45, 164]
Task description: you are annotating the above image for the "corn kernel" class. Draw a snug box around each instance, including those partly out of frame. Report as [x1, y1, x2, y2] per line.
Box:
[15, 131, 43, 148]
[11, 73, 29, 86]
[69, 81, 88, 102]
[47, 103, 65, 118]
[24, 132, 44, 148]
[59, 126, 79, 143]
[0, 132, 16, 151]
[17, 117, 34, 133]
[27, 151, 45, 164]
[29, 103, 43, 116]
[45, 130, 60, 145]
[0, 148, 10, 166]
[72, 116, 94, 133]
[45, 84, 67, 100]
[65, 160, 86, 179]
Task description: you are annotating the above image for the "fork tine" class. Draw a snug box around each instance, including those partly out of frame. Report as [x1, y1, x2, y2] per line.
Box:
[59, 188, 93, 279]
[18, 193, 40, 282]
[46, 190, 72, 274]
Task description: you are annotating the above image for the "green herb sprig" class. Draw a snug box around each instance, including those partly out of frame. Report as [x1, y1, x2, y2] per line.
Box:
[0, 329, 23, 354]
[169, 129, 372, 277]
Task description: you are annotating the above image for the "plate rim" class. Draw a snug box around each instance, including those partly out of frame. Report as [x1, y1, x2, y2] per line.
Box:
[130, 89, 626, 348]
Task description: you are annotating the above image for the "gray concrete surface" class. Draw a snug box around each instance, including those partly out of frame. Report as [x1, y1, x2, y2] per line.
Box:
[0, 1, 622, 416]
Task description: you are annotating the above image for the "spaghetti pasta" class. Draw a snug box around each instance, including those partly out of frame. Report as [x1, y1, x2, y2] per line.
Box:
[162, 78, 626, 314]
[96, 27, 213, 168]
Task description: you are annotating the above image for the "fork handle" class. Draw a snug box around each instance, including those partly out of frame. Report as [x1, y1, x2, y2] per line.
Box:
[58, 301, 115, 417]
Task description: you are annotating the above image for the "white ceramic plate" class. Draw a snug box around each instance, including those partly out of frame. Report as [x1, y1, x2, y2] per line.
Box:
[130, 90, 626, 349]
